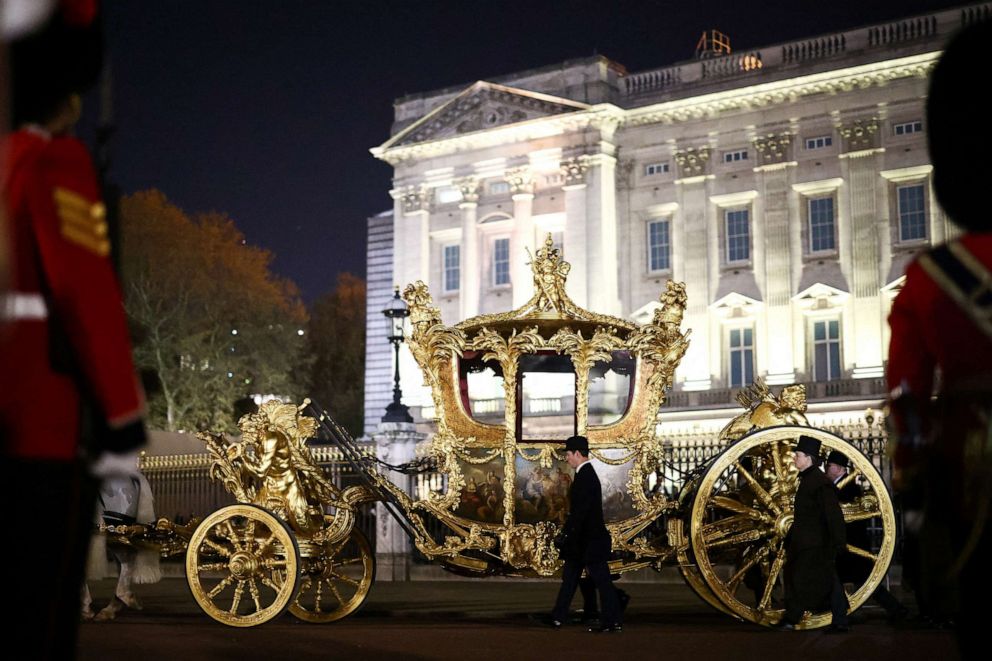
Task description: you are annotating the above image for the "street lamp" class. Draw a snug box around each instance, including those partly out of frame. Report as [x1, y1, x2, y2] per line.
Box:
[381, 287, 413, 423]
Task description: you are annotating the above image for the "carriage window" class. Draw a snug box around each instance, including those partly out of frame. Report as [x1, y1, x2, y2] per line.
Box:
[588, 351, 635, 426]
[460, 351, 505, 420]
[519, 353, 575, 441]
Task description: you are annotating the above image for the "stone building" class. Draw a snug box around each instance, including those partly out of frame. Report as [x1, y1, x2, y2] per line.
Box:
[364, 3, 991, 437]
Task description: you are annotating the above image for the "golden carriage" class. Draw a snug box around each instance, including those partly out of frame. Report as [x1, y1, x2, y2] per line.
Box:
[182, 235, 895, 629]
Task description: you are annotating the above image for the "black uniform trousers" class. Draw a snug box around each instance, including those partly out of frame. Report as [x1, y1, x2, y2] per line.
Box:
[5, 457, 97, 660]
[551, 556, 621, 625]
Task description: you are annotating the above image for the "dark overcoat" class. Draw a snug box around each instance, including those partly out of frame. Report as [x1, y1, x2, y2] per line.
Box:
[785, 466, 846, 615]
[560, 463, 611, 563]
[835, 477, 872, 584]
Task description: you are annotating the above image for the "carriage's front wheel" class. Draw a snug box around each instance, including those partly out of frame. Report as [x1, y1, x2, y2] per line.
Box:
[185, 504, 300, 627]
[688, 426, 896, 629]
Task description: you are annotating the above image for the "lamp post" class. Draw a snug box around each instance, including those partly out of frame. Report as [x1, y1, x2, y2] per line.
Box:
[381, 287, 413, 423]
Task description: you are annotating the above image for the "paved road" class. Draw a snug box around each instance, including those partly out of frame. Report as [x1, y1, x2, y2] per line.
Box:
[79, 577, 958, 661]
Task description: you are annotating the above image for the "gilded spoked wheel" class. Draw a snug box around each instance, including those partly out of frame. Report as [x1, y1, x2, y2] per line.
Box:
[186, 504, 300, 627]
[688, 426, 895, 629]
[288, 528, 376, 623]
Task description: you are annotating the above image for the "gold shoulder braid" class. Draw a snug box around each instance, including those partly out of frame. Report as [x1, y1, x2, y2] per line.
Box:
[53, 187, 109, 256]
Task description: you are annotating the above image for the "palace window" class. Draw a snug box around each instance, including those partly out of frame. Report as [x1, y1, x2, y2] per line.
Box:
[808, 197, 836, 252]
[488, 181, 510, 195]
[728, 327, 755, 388]
[812, 319, 842, 382]
[894, 120, 923, 136]
[648, 219, 671, 272]
[443, 244, 460, 293]
[493, 237, 510, 286]
[644, 162, 669, 176]
[724, 149, 749, 163]
[897, 184, 927, 242]
[726, 209, 750, 263]
[805, 135, 832, 150]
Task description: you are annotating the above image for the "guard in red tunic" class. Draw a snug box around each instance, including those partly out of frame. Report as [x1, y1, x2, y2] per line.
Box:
[0, 2, 146, 657]
[887, 21, 992, 656]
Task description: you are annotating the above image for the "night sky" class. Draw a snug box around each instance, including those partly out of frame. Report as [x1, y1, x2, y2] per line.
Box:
[82, 0, 967, 303]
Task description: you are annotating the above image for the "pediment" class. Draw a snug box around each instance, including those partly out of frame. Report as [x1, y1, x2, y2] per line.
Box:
[793, 281, 849, 302]
[383, 81, 590, 149]
[711, 291, 762, 310]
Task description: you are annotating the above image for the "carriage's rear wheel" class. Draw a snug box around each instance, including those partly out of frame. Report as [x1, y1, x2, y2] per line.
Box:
[185, 504, 300, 627]
[288, 528, 375, 623]
[688, 426, 896, 629]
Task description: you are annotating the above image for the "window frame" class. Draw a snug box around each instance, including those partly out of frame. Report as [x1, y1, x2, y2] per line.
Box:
[893, 120, 923, 136]
[723, 149, 749, 163]
[727, 325, 755, 389]
[492, 236, 511, 287]
[896, 183, 928, 243]
[442, 243, 460, 294]
[804, 135, 833, 150]
[807, 195, 837, 254]
[724, 207, 751, 264]
[647, 218, 672, 273]
[810, 318, 842, 382]
[644, 162, 670, 176]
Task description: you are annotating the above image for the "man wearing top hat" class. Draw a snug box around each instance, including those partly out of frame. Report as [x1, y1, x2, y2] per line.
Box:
[775, 435, 847, 630]
[825, 450, 907, 621]
[549, 435, 624, 632]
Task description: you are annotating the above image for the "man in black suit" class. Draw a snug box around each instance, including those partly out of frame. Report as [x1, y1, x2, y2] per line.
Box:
[549, 435, 624, 632]
[825, 450, 908, 622]
[775, 435, 847, 631]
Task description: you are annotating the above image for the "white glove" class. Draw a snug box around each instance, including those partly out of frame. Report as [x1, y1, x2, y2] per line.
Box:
[90, 450, 142, 480]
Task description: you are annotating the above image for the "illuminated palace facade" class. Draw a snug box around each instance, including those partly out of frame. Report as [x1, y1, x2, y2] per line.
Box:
[364, 3, 991, 437]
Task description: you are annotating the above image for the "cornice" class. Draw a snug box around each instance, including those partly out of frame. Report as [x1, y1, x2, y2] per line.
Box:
[372, 52, 938, 167]
[624, 52, 938, 128]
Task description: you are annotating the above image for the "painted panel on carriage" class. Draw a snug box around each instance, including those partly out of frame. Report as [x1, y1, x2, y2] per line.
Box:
[513, 456, 573, 526]
[589, 449, 638, 522]
[453, 453, 506, 524]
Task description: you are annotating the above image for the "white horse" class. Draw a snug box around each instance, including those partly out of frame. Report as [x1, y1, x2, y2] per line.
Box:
[82, 473, 160, 621]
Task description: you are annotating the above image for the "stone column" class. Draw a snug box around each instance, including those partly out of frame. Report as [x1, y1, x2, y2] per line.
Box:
[455, 177, 481, 319]
[373, 421, 426, 581]
[506, 167, 535, 308]
[561, 156, 589, 308]
[397, 185, 432, 407]
[839, 118, 885, 378]
[398, 184, 432, 284]
[584, 153, 620, 316]
[753, 133, 797, 384]
[674, 147, 713, 389]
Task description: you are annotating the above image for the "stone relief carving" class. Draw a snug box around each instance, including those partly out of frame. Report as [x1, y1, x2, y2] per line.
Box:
[504, 167, 534, 196]
[454, 176, 480, 204]
[560, 155, 591, 187]
[838, 117, 880, 152]
[752, 132, 793, 165]
[674, 147, 711, 178]
[399, 86, 582, 146]
[402, 185, 433, 214]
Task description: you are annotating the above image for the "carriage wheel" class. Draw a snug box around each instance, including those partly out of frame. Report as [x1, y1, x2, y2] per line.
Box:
[185, 504, 300, 627]
[688, 426, 896, 629]
[288, 528, 376, 623]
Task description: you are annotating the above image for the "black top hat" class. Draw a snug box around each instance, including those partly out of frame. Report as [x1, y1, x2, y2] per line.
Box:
[825, 450, 850, 468]
[795, 435, 822, 459]
[564, 435, 589, 453]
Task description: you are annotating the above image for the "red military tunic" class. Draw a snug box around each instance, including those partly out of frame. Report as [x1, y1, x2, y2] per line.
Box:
[1, 127, 144, 461]
[887, 233, 992, 409]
